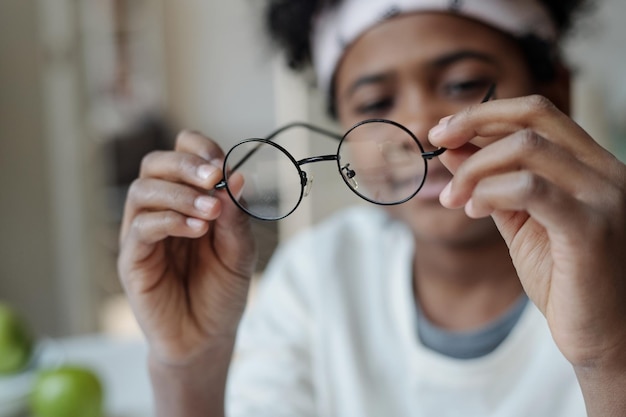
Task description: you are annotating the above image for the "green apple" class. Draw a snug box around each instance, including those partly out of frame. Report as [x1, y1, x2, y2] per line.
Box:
[30, 365, 104, 417]
[0, 302, 33, 374]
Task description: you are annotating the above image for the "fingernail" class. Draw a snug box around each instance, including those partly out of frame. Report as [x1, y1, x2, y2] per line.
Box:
[438, 115, 453, 125]
[429, 124, 446, 140]
[464, 199, 478, 218]
[186, 217, 205, 229]
[439, 182, 452, 206]
[429, 115, 453, 140]
[194, 196, 216, 213]
[197, 164, 217, 180]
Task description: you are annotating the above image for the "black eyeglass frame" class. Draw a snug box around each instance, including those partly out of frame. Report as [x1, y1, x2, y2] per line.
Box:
[215, 84, 496, 221]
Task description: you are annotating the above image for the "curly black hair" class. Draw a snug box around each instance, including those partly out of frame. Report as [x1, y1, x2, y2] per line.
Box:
[265, 0, 592, 71]
[265, 0, 593, 115]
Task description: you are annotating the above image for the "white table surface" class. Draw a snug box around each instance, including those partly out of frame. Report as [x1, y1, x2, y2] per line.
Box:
[45, 334, 154, 417]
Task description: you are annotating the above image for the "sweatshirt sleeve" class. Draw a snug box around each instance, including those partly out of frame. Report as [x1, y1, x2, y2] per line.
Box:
[226, 237, 317, 417]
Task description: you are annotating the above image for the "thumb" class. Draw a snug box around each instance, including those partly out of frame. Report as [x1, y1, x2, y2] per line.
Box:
[212, 173, 257, 276]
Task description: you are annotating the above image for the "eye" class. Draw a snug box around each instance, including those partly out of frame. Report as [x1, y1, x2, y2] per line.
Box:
[443, 79, 493, 101]
[355, 97, 394, 116]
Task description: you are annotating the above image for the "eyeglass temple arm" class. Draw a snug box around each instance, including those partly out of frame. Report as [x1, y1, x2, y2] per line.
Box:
[421, 83, 496, 160]
[218, 85, 497, 187]
[265, 121, 343, 142]
[235, 122, 342, 170]
[214, 122, 343, 190]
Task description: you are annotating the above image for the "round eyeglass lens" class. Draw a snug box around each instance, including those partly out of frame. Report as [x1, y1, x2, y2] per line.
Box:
[224, 140, 303, 220]
[338, 121, 427, 204]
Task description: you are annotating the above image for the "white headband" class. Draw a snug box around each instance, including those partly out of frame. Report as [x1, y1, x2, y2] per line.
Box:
[311, 0, 557, 94]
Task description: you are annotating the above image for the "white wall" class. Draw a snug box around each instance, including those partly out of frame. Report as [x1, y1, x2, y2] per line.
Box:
[160, 0, 276, 145]
[0, 0, 99, 336]
[0, 0, 61, 335]
[567, 0, 626, 153]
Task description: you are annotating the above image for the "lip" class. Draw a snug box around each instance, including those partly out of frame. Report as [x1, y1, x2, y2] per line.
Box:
[413, 167, 451, 201]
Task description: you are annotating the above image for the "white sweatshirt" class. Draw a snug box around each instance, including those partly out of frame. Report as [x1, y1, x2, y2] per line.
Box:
[226, 206, 585, 417]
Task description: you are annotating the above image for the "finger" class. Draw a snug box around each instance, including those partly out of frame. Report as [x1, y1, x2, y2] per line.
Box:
[124, 210, 209, 247]
[213, 172, 248, 229]
[127, 178, 223, 220]
[429, 95, 605, 164]
[119, 175, 249, 271]
[435, 142, 481, 176]
[139, 150, 223, 190]
[440, 129, 603, 209]
[211, 172, 257, 276]
[118, 210, 211, 293]
[174, 129, 226, 162]
[464, 171, 593, 242]
[120, 171, 221, 239]
[465, 170, 619, 296]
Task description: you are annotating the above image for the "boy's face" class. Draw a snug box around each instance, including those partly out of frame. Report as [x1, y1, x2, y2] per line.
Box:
[334, 12, 549, 246]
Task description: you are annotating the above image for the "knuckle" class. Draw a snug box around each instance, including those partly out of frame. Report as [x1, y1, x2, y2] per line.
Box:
[169, 183, 193, 205]
[162, 210, 183, 227]
[139, 150, 163, 176]
[455, 104, 475, 121]
[175, 129, 201, 148]
[130, 211, 182, 241]
[129, 213, 147, 237]
[524, 94, 557, 117]
[175, 153, 199, 177]
[518, 171, 546, 199]
[176, 129, 223, 161]
[516, 129, 544, 154]
[127, 179, 145, 203]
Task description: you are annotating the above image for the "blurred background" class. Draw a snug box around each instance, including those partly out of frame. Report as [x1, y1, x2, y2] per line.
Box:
[1, 0, 625, 340]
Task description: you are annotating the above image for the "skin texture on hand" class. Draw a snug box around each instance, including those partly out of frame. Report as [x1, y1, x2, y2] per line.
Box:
[116, 10, 626, 415]
[429, 94, 626, 415]
[117, 130, 257, 417]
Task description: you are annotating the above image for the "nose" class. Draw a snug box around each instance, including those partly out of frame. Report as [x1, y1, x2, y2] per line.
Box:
[391, 92, 450, 152]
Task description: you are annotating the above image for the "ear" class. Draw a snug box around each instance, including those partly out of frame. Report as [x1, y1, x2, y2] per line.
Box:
[538, 62, 571, 115]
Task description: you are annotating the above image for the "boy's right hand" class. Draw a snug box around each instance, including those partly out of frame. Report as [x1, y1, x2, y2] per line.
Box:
[117, 130, 257, 367]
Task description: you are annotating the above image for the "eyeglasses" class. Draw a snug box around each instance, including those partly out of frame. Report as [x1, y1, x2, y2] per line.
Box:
[215, 84, 496, 221]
